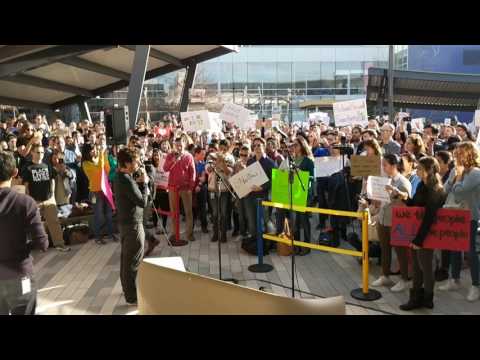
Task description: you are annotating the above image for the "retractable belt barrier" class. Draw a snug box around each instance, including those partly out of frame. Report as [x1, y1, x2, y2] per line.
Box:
[249, 200, 382, 302]
[155, 185, 184, 246]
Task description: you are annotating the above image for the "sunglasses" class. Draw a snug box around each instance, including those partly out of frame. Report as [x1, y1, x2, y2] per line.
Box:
[240, 154, 248, 157]
[253, 144, 262, 148]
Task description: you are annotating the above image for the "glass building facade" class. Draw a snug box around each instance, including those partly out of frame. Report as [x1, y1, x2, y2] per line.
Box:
[189, 45, 389, 121]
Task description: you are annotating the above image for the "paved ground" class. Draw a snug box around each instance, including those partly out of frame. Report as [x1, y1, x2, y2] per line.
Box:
[32, 218, 480, 315]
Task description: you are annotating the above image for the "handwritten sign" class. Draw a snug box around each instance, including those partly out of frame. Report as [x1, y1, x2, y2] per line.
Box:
[391, 207, 471, 251]
[180, 110, 210, 132]
[474, 110, 480, 127]
[208, 112, 222, 133]
[220, 103, 252, 129]
[271, 169, 309, 208]
[228, 161, 269, 199]
[444, 118, 451, 126]
[154, 156, 170, 189]
[333, 98, 368, 127]
[366, 176, 391, 203]
[350, 155, 381, 177]
[314, 156, 343, 178]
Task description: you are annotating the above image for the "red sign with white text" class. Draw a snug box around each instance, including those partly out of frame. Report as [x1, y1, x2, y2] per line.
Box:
[391, 207, 471, 251]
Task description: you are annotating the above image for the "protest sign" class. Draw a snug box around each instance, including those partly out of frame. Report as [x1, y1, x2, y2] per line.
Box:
[154, 156, 170, 189]
[228, 161, 269, 199]
[314, 156, 343, 178]
[271, 169, 309, 208]
[391, 207, 471, 251]
[220, 103, 252, 129]
[366, 176, 391, 203]
[333, 98, 368, 127]
[412, 118, 425, 131]
[180, 110, 210, 132]
[309, 112, 330, 125]
[444, 118, 451, 126]
[474, 110, 480, 127]
[350, 155, 381, 177]
[208, 112, 222, 132]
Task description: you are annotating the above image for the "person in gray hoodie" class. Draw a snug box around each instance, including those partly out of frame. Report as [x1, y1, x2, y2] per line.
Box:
[440, 142, 480, 302]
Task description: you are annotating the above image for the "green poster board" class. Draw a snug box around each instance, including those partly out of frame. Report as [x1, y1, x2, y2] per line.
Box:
[271, 169, 309, 208]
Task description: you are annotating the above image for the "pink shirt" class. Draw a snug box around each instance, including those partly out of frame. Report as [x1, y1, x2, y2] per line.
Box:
[163, 152, 196, 191]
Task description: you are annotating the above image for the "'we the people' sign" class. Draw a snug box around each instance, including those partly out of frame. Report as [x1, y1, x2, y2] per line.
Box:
[391, 207, 471, 251]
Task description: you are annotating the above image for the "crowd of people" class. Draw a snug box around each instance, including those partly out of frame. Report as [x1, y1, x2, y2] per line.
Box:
[1, 109, 479, 313]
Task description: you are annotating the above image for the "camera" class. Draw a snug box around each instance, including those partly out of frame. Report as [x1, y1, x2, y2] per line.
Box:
[332, 136, 354, 156]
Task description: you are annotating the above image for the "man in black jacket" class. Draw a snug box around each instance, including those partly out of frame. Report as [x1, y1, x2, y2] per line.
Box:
[0, 151, 49, 315]
[114, 148, 149, 305]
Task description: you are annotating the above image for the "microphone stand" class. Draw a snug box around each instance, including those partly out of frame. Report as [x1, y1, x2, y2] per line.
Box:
[210, 163, 239, 284]
[286, 150, 306, 298]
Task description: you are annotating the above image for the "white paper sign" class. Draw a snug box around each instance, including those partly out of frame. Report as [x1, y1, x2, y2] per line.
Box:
[154, 156, 170, 189]
[228, 161, 269, 199]
[411, 118, 425, 131]
[180, 110, 210, 132]
[314, 156, 343, 178]
[333, 98, 368, 127]
[220, 103, 252, 129]
[474, 110, 480, 127]
[366, 176, 392, 203]
[208, 112, 222, 133]
[444, 118, 451, 126]
[309, 112, 330, 125]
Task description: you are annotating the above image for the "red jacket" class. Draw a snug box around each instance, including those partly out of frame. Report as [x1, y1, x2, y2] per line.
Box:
[163, 152, 196, 191]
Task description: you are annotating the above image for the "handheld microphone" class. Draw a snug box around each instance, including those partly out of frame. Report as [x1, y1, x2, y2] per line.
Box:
[273, 126, 288, 139]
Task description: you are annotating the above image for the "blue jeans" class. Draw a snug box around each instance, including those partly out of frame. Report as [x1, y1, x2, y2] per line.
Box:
[0, 277, 37, 315]
[91, 191, 113, 239]
[451, 220, 479, 286]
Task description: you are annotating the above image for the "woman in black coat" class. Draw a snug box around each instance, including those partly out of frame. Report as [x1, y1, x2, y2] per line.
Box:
[390, 156, 447, 310]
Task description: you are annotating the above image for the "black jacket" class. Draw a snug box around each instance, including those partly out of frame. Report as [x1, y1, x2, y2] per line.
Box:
[114, 172, 149, 224]
[0, 188, 48, 280]
[406, 182, 447, 246]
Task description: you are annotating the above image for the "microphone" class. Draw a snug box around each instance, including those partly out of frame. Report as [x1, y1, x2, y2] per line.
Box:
[273, 126, 288, 139]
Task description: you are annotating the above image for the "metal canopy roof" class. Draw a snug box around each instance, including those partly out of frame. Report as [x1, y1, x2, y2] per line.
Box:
[0, 45, 238, 110]
[366, 67, 480, 112]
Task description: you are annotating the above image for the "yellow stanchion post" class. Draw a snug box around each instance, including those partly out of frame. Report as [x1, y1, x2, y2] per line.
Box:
[351, 210, 382, 301]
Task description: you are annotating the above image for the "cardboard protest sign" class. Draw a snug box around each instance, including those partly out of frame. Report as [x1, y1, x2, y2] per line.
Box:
[314, 156, 343, 178]
[366, 176, 391, 203]
[350, 155, 381, 177]
[220, 103, 252, 129]
[391, 207, 471, 251]
[228, 161, 269, 199]
[333, 98, 368, 127]
[271, 169, 309, 208]
[474, 110, 480, 127]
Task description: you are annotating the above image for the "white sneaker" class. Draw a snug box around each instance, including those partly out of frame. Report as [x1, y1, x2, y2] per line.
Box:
[372, 275, 394, 287]
[467, 286, 480, 302]
[438, 278, 460, 291]
[390, 279, 408, 292]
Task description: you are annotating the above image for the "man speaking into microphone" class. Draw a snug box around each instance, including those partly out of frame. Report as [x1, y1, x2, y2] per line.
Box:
[114, 148, 149, 305]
